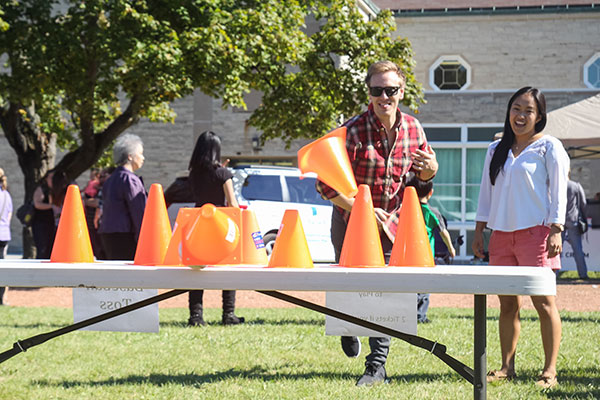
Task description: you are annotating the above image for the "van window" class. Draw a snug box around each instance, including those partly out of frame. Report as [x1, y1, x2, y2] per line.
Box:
[241, 175, 283, 201]
[285, 177, 330, 205]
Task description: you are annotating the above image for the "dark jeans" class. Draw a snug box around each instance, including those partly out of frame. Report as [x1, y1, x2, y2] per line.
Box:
[331, 210, 393, 367]
[100, 232, 137, 261]
[32, 219, 55, 259]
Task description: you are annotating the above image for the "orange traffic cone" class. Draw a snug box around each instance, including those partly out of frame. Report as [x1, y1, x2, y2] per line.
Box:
[267, 210, 314, 268]
[182, 204, 240, 266]
[339, 184, 385, 268]
[134, 183, 173, 265]
[297, 127, 358, 198]
[50, 184, 94, 263]
[161, 208, 199, 265]
[389, 186, 435, 267]
[240, 209, 268, 264]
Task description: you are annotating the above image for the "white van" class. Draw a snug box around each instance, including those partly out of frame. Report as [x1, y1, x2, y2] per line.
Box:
[232, 166, 335, 262]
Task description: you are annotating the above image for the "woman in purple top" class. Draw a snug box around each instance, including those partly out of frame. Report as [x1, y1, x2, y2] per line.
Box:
[187, 131, 245, 326]
[0, 168, 13, 304]
[99, 134, 147, 260]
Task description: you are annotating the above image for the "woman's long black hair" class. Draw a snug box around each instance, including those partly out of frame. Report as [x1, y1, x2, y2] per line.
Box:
[188, 131, 222, 193]
[188, 131, 222, 172]
[489, 86, 547, 185]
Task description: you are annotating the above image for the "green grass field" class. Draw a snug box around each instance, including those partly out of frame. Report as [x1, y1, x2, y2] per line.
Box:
[1, 305, 598, 399]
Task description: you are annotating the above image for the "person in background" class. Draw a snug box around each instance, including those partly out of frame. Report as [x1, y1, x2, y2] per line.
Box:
[93, 166, 116, 235]
[562, 173, 588, 279]
[98, 134, 147, 260]
[31, 170, 58, 259]
[83, 168, 106, 258]
[316, 60, 438, 386]
[473, 87, 569, 389]
[187, 131, 245, 326]
[404, 172, 456, 324]
[0, 168, 13, 305]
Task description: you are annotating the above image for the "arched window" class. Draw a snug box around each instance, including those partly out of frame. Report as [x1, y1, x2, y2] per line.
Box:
[429, 55, 471, 91]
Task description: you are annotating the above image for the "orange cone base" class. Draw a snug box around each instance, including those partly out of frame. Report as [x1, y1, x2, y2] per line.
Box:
[50, 185, 94, 263]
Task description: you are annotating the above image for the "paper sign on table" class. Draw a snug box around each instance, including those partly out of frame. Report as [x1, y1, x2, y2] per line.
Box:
[73, 288, 159, 333]
[325, 292, 417, 337]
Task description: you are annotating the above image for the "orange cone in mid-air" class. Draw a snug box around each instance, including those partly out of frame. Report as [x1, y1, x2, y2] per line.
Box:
[267, 210, 313, 268]
[182, 204, 240, 266]
[50, 184, 94, 263]
[339, 184, 385, 268]
[134, 183, 173, 265]
[389, 186, 435, 267]
[297, 127, 358, 198]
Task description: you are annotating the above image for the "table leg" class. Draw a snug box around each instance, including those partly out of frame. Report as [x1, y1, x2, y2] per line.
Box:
[474, 294, 487, 400]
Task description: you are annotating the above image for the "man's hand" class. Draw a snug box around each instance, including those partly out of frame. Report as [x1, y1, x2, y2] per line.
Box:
[374, 207, 391, 228]
[411, 145, 438, 181]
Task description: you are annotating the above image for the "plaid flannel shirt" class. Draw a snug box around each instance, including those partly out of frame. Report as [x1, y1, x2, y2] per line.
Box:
[316, 104, 428, 240]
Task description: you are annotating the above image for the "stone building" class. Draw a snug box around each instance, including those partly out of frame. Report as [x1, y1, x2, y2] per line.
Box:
[1, 0, 599, 258]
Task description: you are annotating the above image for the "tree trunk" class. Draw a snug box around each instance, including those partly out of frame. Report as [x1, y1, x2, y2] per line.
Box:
[0, 102, 56, 258]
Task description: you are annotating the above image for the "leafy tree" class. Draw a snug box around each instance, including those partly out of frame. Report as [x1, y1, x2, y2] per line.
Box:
[0, 0, 423, 254]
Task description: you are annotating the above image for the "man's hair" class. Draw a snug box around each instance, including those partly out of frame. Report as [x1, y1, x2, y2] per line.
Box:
[404, 172, 433, 199]
[365, 60, 406, 87]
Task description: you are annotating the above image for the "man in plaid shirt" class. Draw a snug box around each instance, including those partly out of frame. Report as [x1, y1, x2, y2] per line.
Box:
[316, 60, 438, 386]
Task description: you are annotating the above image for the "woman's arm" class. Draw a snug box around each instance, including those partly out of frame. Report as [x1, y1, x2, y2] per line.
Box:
[33, 186, 53, 210]
[472, 221, 488, 259]
[223, 179, 239, 208]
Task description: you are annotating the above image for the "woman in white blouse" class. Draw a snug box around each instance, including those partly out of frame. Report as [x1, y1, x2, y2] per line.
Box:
[473, 87, 569, 389]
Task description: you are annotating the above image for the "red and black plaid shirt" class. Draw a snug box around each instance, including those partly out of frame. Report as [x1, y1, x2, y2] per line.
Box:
[316, 104, 428, 240]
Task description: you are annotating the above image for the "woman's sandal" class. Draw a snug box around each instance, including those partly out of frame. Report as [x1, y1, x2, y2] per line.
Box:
[486, 369, 517, 382]
[535, 374, 558, 389]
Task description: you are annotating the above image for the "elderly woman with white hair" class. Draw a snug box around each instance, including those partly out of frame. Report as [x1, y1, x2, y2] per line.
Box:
[98, 134, 147, 260]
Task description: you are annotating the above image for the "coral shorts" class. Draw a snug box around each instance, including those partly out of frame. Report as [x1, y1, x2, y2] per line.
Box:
[489, 225, 561, 270]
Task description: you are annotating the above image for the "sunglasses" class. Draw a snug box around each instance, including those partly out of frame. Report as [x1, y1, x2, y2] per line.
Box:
[368, 86, 401, 97]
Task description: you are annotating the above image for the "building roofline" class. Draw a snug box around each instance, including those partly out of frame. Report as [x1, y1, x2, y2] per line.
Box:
[393, 3, 599, 17]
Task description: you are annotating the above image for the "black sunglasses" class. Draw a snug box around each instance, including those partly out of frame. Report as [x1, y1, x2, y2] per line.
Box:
[368, 86, 401, 97]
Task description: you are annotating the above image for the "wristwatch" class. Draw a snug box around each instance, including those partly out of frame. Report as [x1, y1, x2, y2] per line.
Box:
[550, 223, 564, 233]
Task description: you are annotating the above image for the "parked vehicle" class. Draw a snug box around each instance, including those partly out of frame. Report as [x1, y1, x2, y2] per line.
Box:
[232, 166, 335, 262]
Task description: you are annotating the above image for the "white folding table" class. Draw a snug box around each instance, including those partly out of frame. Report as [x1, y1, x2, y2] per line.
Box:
[0, 260, 556, 400]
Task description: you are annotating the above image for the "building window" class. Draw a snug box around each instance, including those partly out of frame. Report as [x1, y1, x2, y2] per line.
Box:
[424, 124, 501, 259]
[429, 55, 471, 91]
[583, 53, 600, 89]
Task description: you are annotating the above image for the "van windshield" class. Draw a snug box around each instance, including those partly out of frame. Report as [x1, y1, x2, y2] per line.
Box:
[285, 177, 330, 205]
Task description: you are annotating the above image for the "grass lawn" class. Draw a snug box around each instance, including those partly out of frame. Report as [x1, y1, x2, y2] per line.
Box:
[1, 305, 599, 399]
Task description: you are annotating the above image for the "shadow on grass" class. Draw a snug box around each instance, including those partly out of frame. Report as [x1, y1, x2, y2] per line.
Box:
[33, 366, 460, 388]
[513, 367, 600, 399]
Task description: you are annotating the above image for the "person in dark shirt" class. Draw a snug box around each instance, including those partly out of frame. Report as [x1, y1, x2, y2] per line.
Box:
[98, 134, 147, 260]
[187, 131, 245, 326]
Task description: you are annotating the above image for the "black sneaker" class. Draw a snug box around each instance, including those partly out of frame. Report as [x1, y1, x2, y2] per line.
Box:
[356, 364, 388, 387]
[222, 312, 245, 325]
[418, 317, 432, 324]
[341, 336, 361, 358]
[188, 316, 206, 327]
